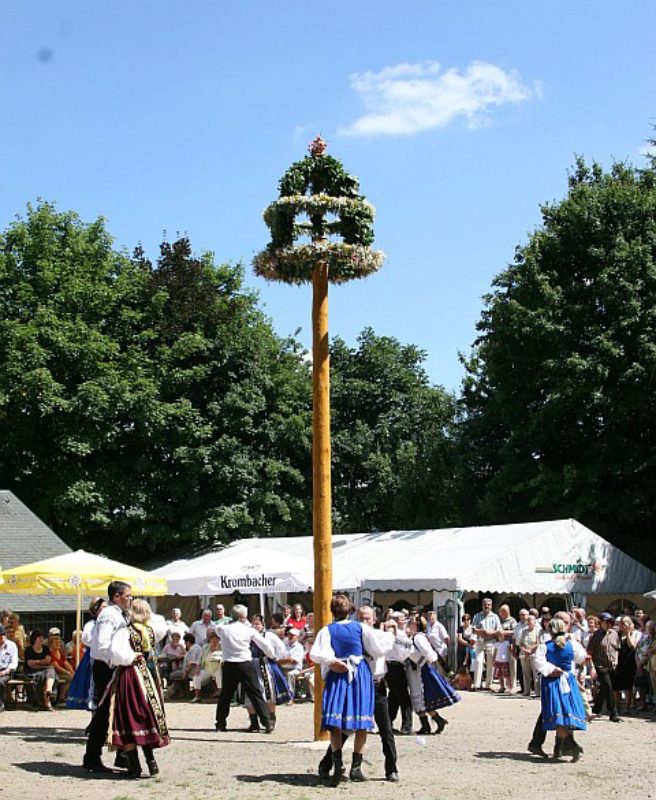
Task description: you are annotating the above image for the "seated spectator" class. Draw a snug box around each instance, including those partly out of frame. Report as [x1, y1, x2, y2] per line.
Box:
[279, 627, 304, 697]
[298, 633, 315, 701]
[159, 631, 186, 682]
[6, 612, 26, 660]
[65, 630, 86, 669]
[168, 633, 201, 699]
[48, 629, 74, 704]
[191, 629, 223, 702]
[0, 623, 19, 712]
[24, 630, 56, 710]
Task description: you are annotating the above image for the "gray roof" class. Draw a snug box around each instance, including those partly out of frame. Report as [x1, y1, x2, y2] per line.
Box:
[0, 490, 78, 612]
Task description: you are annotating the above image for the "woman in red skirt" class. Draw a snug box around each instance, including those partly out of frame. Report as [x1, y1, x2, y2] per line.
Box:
[108, 599, 169, 778]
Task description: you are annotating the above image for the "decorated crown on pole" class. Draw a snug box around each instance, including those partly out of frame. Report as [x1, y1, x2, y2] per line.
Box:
[253, 137, 385, 285]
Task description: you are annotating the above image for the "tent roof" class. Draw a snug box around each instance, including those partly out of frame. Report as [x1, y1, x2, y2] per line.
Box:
[176, 519, 656, 596]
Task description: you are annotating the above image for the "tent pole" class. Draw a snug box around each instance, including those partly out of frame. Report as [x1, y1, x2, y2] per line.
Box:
[259, 590, 265, 617]
[75, 585, 82, 666]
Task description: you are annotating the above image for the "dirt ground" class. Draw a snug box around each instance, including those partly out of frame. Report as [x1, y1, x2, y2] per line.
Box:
[0, 691, 653, 800]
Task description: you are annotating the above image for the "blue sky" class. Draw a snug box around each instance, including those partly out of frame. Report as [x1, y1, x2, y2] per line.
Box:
[1, 2, 654, 391]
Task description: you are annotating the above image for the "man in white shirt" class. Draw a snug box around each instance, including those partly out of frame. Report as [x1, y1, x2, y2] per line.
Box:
[214, 604, 276, 733]
[189, 609, 215, 647]
[472, 598, 501, 690]
[83, 580, 134, 773]
[0, 624, 19, 712]
[427, 617, 450, 672]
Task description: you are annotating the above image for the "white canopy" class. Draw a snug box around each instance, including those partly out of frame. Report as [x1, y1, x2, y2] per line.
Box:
[174, 519, 655, 596]
[158, 543, 359, 596]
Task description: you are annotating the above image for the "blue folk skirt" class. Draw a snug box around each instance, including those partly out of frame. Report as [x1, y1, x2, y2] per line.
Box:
[541, 673, 587, 731]
[65, 649, 93, 710]
[421, 664, 462, 711]
[322, 660, 375, 731]
[270, 661, 292, 705]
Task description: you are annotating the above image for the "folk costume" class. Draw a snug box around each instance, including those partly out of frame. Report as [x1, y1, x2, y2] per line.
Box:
[405, 630, 461, 734]
[246, 630, 291, 731]
[107, 616, 169, 756]
[66, 619, 96, 711]
[311, 619, 387, 732]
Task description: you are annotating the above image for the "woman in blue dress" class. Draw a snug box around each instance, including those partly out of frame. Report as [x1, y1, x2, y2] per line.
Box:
[404, 617, 461, 734]
[245, 615, 291, 732]
[311, 594, 391, 785]
[535, 617, 587, 760]
[66, 597, 106, 711]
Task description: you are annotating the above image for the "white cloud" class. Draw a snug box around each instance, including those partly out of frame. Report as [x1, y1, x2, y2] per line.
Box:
[339, 60, 535, 137]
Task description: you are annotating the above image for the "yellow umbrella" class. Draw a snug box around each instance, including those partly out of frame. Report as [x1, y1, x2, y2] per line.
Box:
[0, 549, 168, 661]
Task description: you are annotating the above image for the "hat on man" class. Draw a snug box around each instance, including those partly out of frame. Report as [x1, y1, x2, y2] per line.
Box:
[599, 612, 614, 622]
[286, 627, 300, 638]
[48, 627, 61, 636]
[0, 624, 6, 635]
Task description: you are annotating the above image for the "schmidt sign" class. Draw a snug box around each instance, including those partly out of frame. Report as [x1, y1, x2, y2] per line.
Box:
[535, 560, 604, 580]
[219, 573, 279, 590]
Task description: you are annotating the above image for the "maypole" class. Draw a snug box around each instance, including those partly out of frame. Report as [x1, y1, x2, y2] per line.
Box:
[254, 137, 384, 739]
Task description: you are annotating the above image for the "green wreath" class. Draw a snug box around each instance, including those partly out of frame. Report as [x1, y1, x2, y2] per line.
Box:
[253, 141, 384, 285]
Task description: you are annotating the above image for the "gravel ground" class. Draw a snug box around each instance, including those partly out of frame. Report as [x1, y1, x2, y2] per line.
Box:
[0, 691, 653, 800]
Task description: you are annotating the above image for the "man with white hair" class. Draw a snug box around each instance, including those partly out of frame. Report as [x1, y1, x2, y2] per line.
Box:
[189, 609, 214, 647]
[472, 598, 501, 690]
[166, 608, 189, 641]
[213, 604, 276, 733]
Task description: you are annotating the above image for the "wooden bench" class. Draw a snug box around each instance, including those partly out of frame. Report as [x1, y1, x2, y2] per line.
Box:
[6, 676, 38, 706]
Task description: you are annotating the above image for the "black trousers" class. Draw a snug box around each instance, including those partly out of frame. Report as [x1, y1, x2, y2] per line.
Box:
[591, 668, 617, 717]
[386, 661, 412, 731]
[321, 679, 398, 777]
[215, 660, 271, 728]
[530, 712, 546, 747]
[84, 661, 114, 766]
[374, 679, 398, 776]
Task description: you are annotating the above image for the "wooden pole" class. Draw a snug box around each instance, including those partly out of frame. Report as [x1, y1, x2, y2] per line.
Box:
[312, 259, 332, 741]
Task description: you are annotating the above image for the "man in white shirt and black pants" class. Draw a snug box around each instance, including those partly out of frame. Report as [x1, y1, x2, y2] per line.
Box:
[214, 604, 275, 733]
[82, 581, 133, 773]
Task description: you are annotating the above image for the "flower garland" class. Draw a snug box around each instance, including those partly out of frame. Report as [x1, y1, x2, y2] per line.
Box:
[253, 242, 385, 285]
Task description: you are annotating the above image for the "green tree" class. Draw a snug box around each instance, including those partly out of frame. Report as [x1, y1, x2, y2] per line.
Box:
[330, 328, 457, 533]
[459, 157, 656, 566]
[0, 203, 312, 559]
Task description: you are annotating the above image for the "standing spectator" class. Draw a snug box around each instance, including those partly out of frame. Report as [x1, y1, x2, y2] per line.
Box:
[214, 604, 231, 626]
[427, 614, 450, 673]
[456, 614, 474, 669]
[519, 614, 540, 696]
[0, 624, 18, 712]
[498, 605, 517, 691]
[287, 604, 307, 631]
[611, 616, 639, 712]
[282, 605, 292, 624]
[513, 609, 529, 693]
[537, 607, 552, 639]
[570, 608, 589, 643]
[189, 609, 215, 647]
[588, 611, 621, 721]
[166, 608, 189, 641]
[472, 598, 501, 690]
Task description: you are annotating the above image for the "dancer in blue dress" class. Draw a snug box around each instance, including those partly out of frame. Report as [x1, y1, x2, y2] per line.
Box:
[66, 597, 106, 711]
[245, 615, 291, 732]
[311, 594, 392, 784]
[404, 617, 461, 735]
[535, 617, 586, 760]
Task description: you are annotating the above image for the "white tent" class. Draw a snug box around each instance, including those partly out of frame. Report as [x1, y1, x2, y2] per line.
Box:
[193, 519, 655, 597]
[157, 543, 360, 597]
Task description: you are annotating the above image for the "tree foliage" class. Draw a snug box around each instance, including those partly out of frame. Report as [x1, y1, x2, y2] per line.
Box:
[330, 328, 457, 533]
[0, 203, 312, 559]
[459, 157, 656, 566]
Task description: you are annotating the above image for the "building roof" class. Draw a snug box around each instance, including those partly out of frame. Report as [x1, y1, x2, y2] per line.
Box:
[0, 490, 78, 612]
